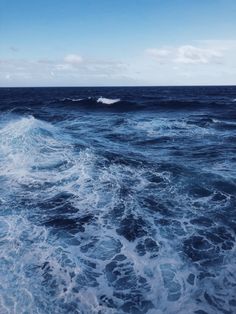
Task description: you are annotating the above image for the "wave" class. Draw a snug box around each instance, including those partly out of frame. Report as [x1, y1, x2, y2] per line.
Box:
[97, 97, 120, 105]
[0, 115, 76, 188]
[57, 96, 139, 111]
[1, 86, 236, 314]
[60, 96, 120, 105]
[54, 97, 233, 113]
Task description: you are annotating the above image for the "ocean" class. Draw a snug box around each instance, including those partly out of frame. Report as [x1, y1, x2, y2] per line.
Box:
[0, 86, 235, 314]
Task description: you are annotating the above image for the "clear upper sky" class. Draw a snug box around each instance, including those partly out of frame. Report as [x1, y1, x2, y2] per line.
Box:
[1, 0, 236, 86]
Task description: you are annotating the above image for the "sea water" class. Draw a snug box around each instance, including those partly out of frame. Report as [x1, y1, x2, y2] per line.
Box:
[0, 86, 235, 313]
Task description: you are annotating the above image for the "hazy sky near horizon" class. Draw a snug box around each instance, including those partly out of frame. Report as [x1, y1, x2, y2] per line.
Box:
[1, 0, 236, 86]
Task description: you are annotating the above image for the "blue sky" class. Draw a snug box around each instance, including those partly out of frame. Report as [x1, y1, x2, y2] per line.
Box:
[1, 0, 236, 86]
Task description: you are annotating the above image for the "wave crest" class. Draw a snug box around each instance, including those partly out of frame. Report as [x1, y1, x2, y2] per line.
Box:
[0, 116, 74, 185]
[97, 97, 120, 105]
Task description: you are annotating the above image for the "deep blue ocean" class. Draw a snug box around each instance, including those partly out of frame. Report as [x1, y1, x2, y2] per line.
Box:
[0, 86, 235, 314]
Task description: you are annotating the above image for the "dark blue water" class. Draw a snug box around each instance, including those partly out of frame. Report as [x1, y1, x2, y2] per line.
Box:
[0, 86, 235, 314]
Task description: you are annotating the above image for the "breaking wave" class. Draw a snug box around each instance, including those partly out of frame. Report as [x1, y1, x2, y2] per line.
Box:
[97, 97, 120, 105]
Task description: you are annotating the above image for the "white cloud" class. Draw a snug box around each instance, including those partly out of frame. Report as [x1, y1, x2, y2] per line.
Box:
[1, 41, 236, 86]
[147, 43, 224, 65]
[175, 45, 222, 64]
[64, 54, 83, 65]
[0, 55, 134, 86]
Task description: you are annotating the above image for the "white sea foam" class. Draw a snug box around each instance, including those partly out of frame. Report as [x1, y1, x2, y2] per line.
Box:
[61, 97, 83, 102]
[212, 118, 236, 126]
[132, 117, 212, 138]
[0, 111, 235, 313]
[0, 115, 84, 178]
[97, 97, 120, 105]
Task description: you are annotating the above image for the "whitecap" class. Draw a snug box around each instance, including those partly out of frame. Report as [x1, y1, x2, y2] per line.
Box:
[97, 97, 120, 105]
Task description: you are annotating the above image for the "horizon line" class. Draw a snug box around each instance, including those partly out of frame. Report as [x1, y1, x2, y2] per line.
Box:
[1, 84, 236, 89]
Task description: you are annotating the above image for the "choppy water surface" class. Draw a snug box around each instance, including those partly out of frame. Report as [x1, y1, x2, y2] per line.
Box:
[0, 86, 235, 314]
